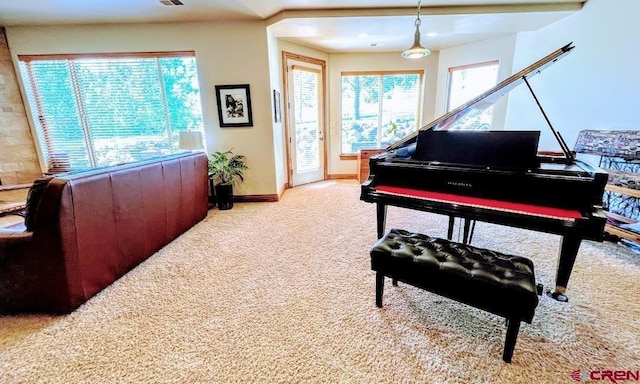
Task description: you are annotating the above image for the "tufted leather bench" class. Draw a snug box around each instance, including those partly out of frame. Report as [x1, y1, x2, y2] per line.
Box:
[370, 228, 540, 363]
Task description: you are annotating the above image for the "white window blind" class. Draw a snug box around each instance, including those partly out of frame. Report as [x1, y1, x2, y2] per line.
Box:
[446, 61, 499, 130]
[341, 71, 423, 154]
[292, 66, 321, 172]
[18, 52, 204, 172]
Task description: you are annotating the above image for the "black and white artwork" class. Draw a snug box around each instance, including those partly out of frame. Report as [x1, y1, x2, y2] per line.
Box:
[215, 84, 253, 127]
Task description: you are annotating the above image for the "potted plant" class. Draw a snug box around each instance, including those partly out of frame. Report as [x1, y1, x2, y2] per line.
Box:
[208, 149, 248, 210]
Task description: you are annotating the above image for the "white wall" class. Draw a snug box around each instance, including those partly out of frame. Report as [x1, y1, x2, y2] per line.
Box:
[435, 34, 517, 130]
[6, 21, 278, 196]
[506, 0, 640, 150]
[267, 29, 286, 193]
[9, 0, 639, 192]
[257, 41, 442, 180]
[327, 51, 439, 175]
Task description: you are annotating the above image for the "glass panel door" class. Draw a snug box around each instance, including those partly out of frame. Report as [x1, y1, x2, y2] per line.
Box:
[287, 60, 324, 186]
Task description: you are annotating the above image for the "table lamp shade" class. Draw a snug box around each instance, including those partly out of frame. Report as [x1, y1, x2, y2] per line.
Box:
[179, 131, 204, 150]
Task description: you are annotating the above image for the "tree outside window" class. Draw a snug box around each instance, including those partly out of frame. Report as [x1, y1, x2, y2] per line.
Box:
[341, 71, 423, 154]
[19, 52, 204, 172]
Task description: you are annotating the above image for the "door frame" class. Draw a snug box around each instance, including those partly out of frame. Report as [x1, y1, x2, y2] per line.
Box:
[281, 51, 327, 188]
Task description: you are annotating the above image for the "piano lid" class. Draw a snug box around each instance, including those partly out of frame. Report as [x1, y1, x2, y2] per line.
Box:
[388, 42, 575, 151]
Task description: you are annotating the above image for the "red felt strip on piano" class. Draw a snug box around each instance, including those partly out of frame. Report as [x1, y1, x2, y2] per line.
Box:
[376, 185, 583, 220]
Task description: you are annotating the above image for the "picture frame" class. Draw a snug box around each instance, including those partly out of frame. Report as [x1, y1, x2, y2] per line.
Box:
[215, 84, 253, 127]
[273, 90, 281, 123]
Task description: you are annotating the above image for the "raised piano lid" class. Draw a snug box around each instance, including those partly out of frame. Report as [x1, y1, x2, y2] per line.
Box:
[388, 42, 575, 151]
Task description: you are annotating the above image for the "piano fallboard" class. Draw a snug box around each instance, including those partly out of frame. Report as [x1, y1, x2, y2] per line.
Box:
[365, 154, 608, 213]
[376, 185, 583, 220]
[363, 184, 606, 241]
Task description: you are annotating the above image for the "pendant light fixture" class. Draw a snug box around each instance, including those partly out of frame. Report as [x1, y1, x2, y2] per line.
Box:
[402, 0, 431, 59]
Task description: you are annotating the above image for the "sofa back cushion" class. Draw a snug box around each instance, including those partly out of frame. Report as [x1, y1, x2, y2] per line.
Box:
[58, 152, 208, 303]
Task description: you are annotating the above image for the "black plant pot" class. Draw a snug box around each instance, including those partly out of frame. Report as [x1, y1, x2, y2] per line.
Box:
[207, 176, 217, 208]
[215, 183, 234, 210]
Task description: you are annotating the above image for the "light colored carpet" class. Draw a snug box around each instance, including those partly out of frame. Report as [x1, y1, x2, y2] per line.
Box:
[1, 180, 639, 383]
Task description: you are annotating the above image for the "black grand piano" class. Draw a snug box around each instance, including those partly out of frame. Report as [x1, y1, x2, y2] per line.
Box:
[360, 42, 609, 302]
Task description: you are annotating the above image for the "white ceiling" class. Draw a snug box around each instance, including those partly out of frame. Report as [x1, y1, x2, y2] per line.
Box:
[0, 0, 586, 53]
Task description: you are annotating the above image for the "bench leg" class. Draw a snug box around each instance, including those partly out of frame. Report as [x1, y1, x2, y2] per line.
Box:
[376, 272, 384, 307]
[503, 318, 521, 363]
[392, 277, 398, 286]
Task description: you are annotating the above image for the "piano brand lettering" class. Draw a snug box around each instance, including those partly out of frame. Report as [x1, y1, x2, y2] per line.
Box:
[446, 181, 472, 189]
[571, 370, 640, 383]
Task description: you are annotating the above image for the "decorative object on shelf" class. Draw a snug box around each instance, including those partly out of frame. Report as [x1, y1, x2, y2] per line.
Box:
[207, 149, 248, 210]
[215, 84, 253, 127]
[402, 0, 431, 59]
[273, 89, 281, 123]
[178, 131, 204, 151]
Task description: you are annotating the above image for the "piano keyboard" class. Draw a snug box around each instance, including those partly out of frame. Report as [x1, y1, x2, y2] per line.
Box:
[376, 185, 583, 221]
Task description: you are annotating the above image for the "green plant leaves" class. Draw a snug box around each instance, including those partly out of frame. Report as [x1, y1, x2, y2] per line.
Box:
[208, 149, 248, 186]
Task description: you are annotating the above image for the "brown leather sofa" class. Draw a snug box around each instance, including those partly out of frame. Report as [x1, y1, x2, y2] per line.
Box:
[0, 151, 209, 314]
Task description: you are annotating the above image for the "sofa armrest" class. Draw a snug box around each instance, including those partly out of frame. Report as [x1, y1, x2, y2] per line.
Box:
[0, 228, 33, 244]
[0, 228, 33, 250]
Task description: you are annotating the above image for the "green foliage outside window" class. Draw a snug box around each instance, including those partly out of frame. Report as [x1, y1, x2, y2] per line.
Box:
[341, 72, 423, 154]
[20, 53, 204, 171]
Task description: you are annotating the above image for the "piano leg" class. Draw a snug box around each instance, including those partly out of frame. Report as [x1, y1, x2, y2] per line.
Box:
[463, 219, 472, 244]
[447, 217, 475, 245]
[468, 220, 476, 243]
[376, 203, 387, 239]
[447, 216, 455, 240]
[546, 233, 582, 302]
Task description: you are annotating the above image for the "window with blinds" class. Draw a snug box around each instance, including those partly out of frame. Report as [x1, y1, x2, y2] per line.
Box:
[292, 65, 321, 172]
[445, 61, 499, 130]
[341, 71, 423, 154]
[18, 52, 204, 172]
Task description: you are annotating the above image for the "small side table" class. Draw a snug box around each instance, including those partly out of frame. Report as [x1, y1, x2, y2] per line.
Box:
[357, 149, 386, 183]
[0, 184, 30, 217]
[0, 183, 32, 192]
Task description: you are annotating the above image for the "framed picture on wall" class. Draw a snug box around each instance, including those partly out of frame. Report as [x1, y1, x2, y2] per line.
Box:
[215, 84, 253, 127]
[273, 90, 281, 123]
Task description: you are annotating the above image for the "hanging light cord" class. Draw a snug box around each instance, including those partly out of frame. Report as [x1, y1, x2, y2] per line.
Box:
[415, 0, 422, 28]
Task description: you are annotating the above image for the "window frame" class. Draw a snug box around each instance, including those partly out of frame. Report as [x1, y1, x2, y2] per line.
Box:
[18, 51, 204, 172]
[445, 60, 499, 131]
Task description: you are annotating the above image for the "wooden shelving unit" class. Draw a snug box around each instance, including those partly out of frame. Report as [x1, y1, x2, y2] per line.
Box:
[357, 149, 386, 183]
[0, 184, 30, 216]
[605, 184, 640, 199]
[605, 223, 640, 243]
[604, 185, 640, 243]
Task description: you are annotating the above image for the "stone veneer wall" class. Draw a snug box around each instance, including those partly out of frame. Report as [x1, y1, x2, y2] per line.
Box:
[0, 27, 42, 185]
